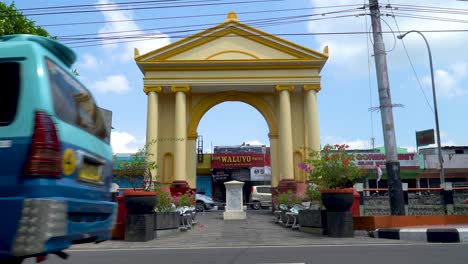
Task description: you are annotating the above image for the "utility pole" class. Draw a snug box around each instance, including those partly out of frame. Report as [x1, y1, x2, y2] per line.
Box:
[369, 0, 405, 215]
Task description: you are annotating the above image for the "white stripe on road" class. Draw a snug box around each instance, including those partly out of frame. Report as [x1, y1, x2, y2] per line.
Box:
[68, 242, 457, 253]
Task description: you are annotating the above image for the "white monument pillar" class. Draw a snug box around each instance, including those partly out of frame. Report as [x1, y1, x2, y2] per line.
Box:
[223, 180, 246, 220]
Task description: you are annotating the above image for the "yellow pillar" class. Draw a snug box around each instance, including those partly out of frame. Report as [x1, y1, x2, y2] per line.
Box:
[186, 136, 197, 188]
[275, 84, 295, 181]
[144, 86, 162, 181]
[171, 85, 190, 182]
[269, 134, 279, 187]
[303, 84, 321, 152]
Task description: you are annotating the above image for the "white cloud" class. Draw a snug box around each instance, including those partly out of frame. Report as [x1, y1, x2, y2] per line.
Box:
[344, 139, 373, 150]
[321, 136, 373, 150]
[77, 53, 98, 70]
[308, 0, 468, 74]
[111, 131, 139, 154]
[95, 0, 171, 62]
[421, 63, 467, 98]
[244, 140, 266, 146]
[91, 74, 130, 94]
[402, 146, 417, 153]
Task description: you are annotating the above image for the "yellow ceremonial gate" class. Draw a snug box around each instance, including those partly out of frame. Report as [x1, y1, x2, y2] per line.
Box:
[134, 11, 328, 190]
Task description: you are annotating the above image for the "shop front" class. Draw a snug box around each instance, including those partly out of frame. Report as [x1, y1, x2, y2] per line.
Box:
[211, 147, 271, 204]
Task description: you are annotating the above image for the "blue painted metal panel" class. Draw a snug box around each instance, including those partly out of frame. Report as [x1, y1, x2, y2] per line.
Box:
[196, 176, 212, 198]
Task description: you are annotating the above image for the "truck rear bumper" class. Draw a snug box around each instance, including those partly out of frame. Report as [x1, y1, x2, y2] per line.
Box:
[0, 197, 116, 260]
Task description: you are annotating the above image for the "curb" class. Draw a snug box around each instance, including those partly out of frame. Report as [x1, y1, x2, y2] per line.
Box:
[376, 228, 468, 243]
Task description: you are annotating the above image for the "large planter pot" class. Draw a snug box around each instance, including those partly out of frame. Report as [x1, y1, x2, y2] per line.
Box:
[123, 190, 157, 215]
[298, 209, 327, 227]
[298, 209, 328, 235]
[320, 188, 354, 212]
[154, 211, 180, 230]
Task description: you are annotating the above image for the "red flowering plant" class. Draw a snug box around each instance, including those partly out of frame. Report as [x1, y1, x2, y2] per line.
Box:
[274, 190, 302, 208]
[173, 191, 195, 208]
[300, 144, 363, 190]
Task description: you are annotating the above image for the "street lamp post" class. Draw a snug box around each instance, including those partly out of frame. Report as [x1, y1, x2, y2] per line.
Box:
[397, 30, 445, 185]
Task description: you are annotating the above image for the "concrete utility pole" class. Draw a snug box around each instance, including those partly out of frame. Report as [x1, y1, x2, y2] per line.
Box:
[369, 0, 405, 215]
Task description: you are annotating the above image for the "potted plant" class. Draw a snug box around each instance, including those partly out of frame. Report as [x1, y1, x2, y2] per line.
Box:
[300, 144, 364, 212]
[297, 183, 328, 234]
[153, 183, 180, 231]
[116, 144, 158, 215]
[274, 190, 302, 224]
[300, 144, 367, 237]
[173, 191, 196, 227]
[173, 191, 196, 208]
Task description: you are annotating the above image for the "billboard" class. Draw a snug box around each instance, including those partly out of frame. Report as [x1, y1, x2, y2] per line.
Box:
[416, 129, 435, 147]
[250, 166, 272, 181]
[350, 152, 419, 169]
[211, 153, 268, 169]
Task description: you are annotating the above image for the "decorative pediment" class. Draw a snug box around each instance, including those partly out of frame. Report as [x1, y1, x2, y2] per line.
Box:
[135, 12, 328, 64]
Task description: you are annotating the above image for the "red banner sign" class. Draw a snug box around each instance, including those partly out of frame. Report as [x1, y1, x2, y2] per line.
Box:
[211, 153, 269, 169]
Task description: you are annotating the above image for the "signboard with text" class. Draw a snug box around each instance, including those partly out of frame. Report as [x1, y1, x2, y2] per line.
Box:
[211, 153, 269, 169]
[250, 166, 272, 181]
[416, 129, 435, 147]
[351, 153, 419, 169]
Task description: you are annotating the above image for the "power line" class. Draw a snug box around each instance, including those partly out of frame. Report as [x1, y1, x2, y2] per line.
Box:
[18, 0, 224, 11]
[57, 8, 360, 39]
[39, 4, 363, 27]
[22, 0, 286, 16]
[382, 12, 468, 24]
[66, 29, 468, 49]
[364, 0, 376, 149]
[389, 4, 468, 15]
[62, 13, 362, 46]
[386, 1, 434, 113]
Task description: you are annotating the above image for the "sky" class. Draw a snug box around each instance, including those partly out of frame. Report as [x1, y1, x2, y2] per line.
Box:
[9, 0, 468, 154]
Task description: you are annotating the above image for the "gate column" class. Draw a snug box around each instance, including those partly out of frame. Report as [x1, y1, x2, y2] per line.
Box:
[276, 85, 295, 181]
[144, 86, 162, 181]
[172, 85, 190, 184]
[303, 84, 321, 153]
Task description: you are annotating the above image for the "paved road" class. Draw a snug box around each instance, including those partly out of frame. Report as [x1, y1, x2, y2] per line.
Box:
[21, 210, 468, 263]
[24, 243, 468, 264]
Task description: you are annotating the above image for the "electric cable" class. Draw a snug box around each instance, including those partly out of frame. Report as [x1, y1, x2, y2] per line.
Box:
[386, 1, 434, 113]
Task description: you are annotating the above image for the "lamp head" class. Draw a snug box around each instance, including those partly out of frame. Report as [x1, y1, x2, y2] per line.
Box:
[397, 31, 411, 39]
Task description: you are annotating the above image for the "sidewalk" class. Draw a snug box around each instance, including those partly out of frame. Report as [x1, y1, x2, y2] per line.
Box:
[72, 210, 467, 250]
[72, 210, 406, 250]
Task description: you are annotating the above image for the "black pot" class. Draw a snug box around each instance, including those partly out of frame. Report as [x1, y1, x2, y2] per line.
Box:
[123, 191, 157, 215]
[154, 212, 180, 230]
[321, 191, 354, 212]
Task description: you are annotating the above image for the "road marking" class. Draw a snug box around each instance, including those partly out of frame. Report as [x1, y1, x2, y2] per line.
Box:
[68, 242, 460, 253]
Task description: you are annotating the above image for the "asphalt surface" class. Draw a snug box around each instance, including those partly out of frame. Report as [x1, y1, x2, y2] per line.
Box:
[24, 243, 468, 264]
[21, 210, 468, 263]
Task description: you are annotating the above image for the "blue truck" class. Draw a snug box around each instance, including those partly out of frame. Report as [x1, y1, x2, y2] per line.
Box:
[0, 35, 116, 263]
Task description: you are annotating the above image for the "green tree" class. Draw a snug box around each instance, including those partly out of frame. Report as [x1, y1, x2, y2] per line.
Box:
[0, 3, 82, 75]
[0, 2, 50, 37]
